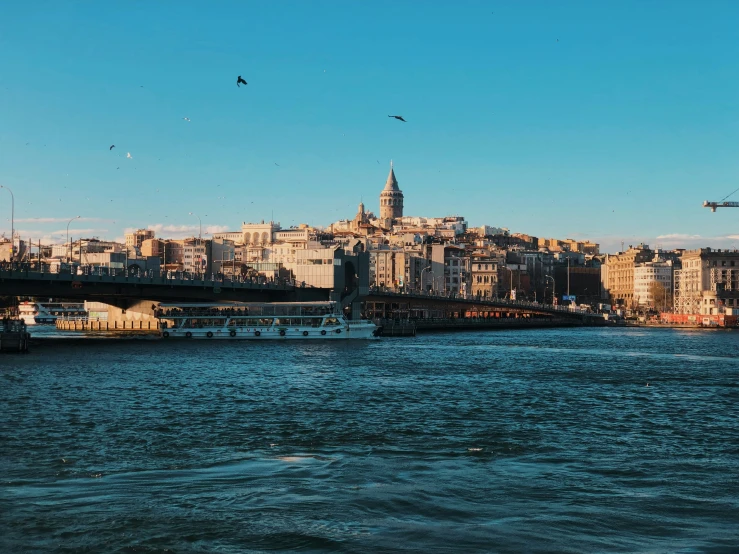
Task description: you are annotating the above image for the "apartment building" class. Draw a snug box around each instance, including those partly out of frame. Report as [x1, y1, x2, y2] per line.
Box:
[633, 258, 674, 308]
[601, 244, 654, 307]
[674, 248, 739, 315]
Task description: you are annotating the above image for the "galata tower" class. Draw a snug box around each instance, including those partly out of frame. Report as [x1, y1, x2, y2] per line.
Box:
[379, 161, 404, 225]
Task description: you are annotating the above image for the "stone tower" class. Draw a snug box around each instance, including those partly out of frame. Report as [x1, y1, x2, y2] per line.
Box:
[379, 161, 404, 226]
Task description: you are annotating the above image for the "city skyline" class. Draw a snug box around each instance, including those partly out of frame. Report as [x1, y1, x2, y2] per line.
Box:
[2, 1, 739, 253]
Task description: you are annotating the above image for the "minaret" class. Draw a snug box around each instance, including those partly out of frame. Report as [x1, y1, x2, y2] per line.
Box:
[379, 160, 404, 226]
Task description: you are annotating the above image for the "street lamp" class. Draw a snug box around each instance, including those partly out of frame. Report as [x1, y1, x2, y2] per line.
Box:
[505, 266, 514, 300]
[188, 212, 202, 240]
[545, 275, 556, 305]
[66, 215, 80, 264]
[0, 185, 14, 261]
[420, 265, 432, 293]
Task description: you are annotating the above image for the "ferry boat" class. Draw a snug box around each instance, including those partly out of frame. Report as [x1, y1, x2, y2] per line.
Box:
[18, 301, 87, 325]
[157, 301, 379, 340]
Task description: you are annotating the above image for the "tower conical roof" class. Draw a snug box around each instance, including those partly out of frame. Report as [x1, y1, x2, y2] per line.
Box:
[383, 161, 400, 192]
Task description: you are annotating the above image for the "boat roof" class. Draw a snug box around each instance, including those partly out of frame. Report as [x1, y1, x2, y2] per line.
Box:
[157, 301, 337, 308]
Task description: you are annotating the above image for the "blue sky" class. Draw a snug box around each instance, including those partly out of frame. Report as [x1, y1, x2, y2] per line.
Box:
[1, 0, 738, 253]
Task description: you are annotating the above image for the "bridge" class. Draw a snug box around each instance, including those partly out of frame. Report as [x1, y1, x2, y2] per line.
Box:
[0, 268, 330, 305]
[1, 268, 602, 329]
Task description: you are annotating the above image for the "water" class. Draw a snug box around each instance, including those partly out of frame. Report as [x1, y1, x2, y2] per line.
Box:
[2, 328, 739, 553]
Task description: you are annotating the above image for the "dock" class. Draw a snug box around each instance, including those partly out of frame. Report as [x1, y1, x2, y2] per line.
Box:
[1, 318, 30, 353]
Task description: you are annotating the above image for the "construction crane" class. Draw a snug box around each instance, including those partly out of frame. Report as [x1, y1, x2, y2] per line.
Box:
[705, 185, 739, 211]
[703, 200, 739, 212]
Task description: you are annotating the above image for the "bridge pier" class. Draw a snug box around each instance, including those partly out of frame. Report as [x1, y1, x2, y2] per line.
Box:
[105, 300, 161, 329]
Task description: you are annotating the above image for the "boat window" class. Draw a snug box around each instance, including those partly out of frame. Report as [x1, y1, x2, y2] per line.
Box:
[323, 317, 340, 327]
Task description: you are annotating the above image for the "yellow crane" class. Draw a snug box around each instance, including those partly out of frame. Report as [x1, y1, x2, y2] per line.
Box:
[703, 200, 739, 212]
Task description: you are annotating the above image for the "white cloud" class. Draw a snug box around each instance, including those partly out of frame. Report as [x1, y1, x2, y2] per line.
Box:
[122, 223, 233, 240]
[14, 228, 110, 242]
[594, 233, 739, 254]
[656, 233, 702, 240]
[14, 217, 104, 223]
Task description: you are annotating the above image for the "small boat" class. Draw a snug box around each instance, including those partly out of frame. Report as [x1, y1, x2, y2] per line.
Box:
[157, 301, 379, 340]
[18, 301, 87, 325]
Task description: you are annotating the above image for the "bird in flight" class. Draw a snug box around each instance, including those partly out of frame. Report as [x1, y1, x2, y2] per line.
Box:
[126, 152, 132, 159]
[182, 117, 190, 122]
[109, 145, 115, 150]
[237, 76, 248, 87]
[388, 115, 407, 122]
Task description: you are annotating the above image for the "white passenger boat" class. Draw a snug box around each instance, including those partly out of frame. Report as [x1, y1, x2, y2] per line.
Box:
[18, 301, 87, 325]
[157, 301, 379, 340]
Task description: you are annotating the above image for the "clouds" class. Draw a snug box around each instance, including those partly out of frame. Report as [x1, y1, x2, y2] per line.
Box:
[15, 228, 110, 241]
[594, 233, 739, 253]
[123, 223, 232, 240]
[15, 217, 104, 223]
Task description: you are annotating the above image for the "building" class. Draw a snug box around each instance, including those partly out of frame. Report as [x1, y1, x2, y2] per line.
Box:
[293, 247, 370, 299]
[181, 238, 208, 274]
[125, 229, 155, 250]
[369, 249, 426, 291]
[210, 238, 236, 275]
[429, 244, 469, 296]
[633, 258, 674, 308]
[379, 161, 404, 228]
[601, 244, 654, 308]
[141, 239, 162, 258]
[674, 248, 739, 315]
[471, 257, 500, 299]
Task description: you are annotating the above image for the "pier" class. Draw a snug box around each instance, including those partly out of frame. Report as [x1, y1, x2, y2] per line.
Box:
[1, 318, 30, 353]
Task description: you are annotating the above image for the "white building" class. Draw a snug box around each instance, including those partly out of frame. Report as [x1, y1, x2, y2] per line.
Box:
[294, 247, 341, 288]
[633, 258, 674, 307]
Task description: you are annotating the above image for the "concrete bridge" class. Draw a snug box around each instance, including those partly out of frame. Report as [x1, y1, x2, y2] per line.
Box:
[1, 268, 602, 329]
[362, 290, 603, 323]
[0, 269, 330, 305]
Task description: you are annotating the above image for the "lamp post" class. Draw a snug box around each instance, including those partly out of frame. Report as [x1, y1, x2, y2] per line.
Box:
[567, 257, 571, 299]
[66, 215, 80, 264]
[188, 212, 202, 240]
[420, 265, 432, 293]
[545, 275, 556, 305]
[506, 266, 514, 300]
[0, 185, 14, 261]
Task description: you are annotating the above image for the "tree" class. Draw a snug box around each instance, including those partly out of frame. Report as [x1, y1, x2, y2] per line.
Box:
[648, 281, 672, 312]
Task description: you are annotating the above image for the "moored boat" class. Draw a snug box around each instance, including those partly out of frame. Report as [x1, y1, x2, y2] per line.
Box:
[18, 301, 87, 325]
[157, 301, 379, 340]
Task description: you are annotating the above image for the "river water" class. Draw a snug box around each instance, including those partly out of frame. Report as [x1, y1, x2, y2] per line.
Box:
[1, 327, 738, 553]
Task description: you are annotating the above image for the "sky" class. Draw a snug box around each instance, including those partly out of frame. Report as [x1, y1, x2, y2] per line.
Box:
[1, 0, 739, 253]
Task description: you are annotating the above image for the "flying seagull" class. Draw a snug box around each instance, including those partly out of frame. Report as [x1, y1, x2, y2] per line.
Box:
[182, 117, 190, 122]
[388, 115, 407, 122]
[237, 76, 248, 87]
[109, 144, 115, 150]
[126, 152, 132, 159]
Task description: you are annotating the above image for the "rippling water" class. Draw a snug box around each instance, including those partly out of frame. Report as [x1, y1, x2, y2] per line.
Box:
[2, 328, 739, 552]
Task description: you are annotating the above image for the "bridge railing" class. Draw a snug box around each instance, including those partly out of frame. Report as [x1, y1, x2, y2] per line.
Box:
[0, 264, 322, 291]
